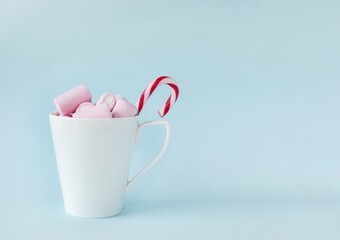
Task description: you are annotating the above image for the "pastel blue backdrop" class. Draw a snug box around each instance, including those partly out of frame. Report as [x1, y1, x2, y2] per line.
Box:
[0, 0, 340, 239]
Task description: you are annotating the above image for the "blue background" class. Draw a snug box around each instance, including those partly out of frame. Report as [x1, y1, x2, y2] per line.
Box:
[1, 0, 340, 239]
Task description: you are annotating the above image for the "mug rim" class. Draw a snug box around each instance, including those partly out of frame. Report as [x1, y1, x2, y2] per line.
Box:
[49, 112, 139, 121]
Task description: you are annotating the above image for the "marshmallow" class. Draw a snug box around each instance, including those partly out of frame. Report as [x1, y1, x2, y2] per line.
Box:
[72, 102, 112, 118]
[96, 93, 116, 111]
[111, 99, 137, 118]
[115, 95, 126, 100]
[74, 102, 93, 112]
[54, 85, 92, 116]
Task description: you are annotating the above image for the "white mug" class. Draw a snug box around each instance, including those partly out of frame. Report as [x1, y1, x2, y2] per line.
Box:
[49, 113, 170, 218]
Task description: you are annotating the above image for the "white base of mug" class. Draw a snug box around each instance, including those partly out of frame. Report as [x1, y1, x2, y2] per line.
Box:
[65, 209, 123, 218]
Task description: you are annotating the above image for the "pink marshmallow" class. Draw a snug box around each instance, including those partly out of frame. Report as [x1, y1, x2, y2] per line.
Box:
[96, 93, 116, 111]
[54, 85, 92, 116]
[74, 102, 94, 112]
[115, 95, 126, 100]
[72, 103, 112, 118]
[111, 99, 137, 118]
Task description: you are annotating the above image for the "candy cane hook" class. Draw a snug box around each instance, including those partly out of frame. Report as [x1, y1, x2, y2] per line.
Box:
[136, 76, 179, 118]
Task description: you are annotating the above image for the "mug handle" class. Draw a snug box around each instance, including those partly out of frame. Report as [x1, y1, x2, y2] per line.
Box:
[126, 120, 170, 194]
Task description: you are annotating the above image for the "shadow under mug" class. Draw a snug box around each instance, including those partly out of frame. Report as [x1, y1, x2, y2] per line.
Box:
[49, 113, 170, 218]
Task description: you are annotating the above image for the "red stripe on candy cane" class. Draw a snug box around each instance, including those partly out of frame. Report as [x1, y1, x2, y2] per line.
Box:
[136, 76, 179, 118]
[150, 76, 168, 95]
[137, 89, 146, 113]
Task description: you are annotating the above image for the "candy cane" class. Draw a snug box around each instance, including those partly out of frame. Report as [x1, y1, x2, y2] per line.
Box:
[136, 76, 179, 118]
